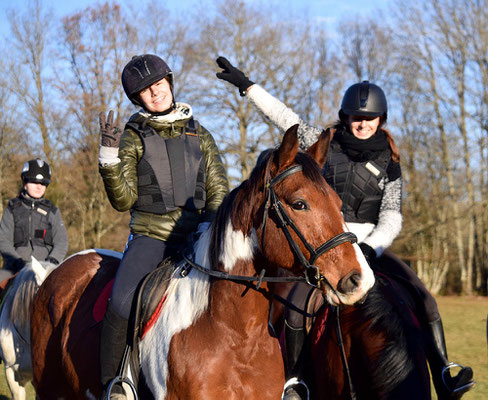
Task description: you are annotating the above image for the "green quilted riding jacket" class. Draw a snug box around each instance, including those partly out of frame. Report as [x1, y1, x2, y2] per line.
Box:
[99, 105, 229, 243]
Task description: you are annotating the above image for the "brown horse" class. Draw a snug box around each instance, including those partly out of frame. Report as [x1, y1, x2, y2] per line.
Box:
[31, 125, 375, 399]
[309, 258, 431, 399]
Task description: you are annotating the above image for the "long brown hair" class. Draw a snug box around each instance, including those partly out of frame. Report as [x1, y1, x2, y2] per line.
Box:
[382, 127, 400, 163]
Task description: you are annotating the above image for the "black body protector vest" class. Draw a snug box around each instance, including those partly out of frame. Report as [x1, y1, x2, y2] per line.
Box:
[128, 118, 206, 215]
[323, 141, 391, 224]
[9, 197, 55, 248]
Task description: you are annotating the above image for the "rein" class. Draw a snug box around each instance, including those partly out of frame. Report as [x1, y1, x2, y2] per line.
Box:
[181, 253, 305, 289]
[334, 306, 357, 400]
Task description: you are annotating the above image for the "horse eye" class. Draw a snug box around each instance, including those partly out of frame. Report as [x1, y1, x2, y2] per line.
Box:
[291, 200, 308, 210]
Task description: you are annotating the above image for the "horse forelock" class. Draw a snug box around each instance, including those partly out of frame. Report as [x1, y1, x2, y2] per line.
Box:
[293, 152, 330, 195]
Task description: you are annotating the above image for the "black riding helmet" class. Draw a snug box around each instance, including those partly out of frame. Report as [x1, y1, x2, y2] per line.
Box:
[121, 54, 175, 110]
[21, 159, 51, 186]
[339, 81, 388, 122]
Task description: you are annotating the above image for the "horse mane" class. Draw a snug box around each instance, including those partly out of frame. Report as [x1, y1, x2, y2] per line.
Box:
[9, 261, 57, 330]
[209, 148, 328, 269]
[354, 277, 418, 397]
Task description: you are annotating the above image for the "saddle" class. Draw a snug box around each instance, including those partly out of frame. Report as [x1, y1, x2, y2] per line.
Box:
[130, 256, 181, 341]
[109, 255, 183, 394]
[93, 256, 180, 330]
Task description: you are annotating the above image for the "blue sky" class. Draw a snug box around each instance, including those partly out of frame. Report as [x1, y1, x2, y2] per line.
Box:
[0, 0, 390, 36]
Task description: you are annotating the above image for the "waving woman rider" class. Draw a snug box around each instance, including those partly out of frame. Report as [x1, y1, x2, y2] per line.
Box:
[98, 54, 229, 399]
[216, 56, 474, 400]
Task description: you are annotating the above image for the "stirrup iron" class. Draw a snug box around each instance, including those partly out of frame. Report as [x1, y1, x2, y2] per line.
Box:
[105, 375, 138, 400]
[441, 362, 475, 395]
[281, 377, 310, 400]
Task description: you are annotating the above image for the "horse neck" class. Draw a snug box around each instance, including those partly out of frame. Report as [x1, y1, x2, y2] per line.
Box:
[208, 258, 274, 329]
[196, 224, 274, 329]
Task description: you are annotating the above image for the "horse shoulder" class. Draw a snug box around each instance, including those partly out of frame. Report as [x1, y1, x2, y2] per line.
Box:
[164, 310, 284, 399]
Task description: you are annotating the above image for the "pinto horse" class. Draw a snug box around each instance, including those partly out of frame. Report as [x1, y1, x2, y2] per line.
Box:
[309, 253, 431, 400]
[31, 125, 375, 399]
[0, 258, 57, 400]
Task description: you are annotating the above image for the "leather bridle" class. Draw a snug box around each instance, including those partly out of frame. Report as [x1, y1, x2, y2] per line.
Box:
[181, 163, 357, 293]
[261, 164, 357, 291]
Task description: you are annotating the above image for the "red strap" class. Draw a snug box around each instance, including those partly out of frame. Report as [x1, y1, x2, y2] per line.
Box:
[141, 294, 168, 339]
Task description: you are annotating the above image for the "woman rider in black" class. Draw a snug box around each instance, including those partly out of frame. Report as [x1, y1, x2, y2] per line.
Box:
[216, 56, 474, 400]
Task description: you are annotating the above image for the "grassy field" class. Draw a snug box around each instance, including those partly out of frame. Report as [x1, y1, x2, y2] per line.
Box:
[0, 296, 486, 399]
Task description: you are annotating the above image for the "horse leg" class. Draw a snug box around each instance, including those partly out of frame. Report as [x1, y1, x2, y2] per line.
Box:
[5, 365, 26, 400]
[0, 326, 25, 400]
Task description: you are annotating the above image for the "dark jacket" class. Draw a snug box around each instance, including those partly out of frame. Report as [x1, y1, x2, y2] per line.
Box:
[99, 103, 229, 242]
[0, 191, 68, 271]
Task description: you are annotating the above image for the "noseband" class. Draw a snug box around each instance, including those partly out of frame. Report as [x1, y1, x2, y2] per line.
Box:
[261, 164, 357, 290]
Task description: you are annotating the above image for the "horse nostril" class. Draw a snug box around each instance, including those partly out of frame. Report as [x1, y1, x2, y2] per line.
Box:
[338, 271, 361, 294]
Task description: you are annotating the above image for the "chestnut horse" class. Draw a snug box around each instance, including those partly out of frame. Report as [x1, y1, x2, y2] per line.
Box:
[309, 265, 431, 399]
[31, 125, 375, 399]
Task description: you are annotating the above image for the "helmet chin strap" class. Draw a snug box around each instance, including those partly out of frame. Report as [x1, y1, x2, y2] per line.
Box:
[21, 188, 43, 200]
[146, 102, 176, 116]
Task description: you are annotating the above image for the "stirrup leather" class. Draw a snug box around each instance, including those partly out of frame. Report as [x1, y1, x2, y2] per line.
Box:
[281, 377, 310, 400]
[441, 362, 475, 394]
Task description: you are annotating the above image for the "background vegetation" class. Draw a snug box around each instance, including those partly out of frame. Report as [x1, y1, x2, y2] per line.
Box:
[1, 0, 488, 296]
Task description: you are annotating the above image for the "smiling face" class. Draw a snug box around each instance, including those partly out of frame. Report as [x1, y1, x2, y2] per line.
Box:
[138, 77, 173, 113]
[347, 115, 381, 140]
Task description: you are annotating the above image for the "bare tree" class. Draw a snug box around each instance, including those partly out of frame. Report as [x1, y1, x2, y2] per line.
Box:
[7, 0, 55, 164]
[54, 2, 138, 250]
[183, 0, 338, 185]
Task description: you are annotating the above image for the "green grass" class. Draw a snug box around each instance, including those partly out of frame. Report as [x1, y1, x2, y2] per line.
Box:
[435, 296, 488, 400]
[0, 296, 486, 399]
[0, 369, 34, 399]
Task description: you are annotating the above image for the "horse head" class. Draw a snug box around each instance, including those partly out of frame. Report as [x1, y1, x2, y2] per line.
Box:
[208, 124, 374, 306]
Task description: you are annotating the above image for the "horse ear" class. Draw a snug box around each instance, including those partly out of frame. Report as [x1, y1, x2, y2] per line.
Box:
[306, 129, 332, 169]
[31, 256, 47, 286]
[275, 124, 299, 171]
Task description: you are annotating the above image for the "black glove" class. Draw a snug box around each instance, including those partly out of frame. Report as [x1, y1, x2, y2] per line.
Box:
[46, 256, 59, 265]
[359, 243, 376, 264]
[99, 110, 123, 148]
[13, 258, 25, 272]
[216, 56, 254, 97]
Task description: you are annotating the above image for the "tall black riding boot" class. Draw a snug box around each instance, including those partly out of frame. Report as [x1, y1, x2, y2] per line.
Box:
[427, 318, 474, 399]
[282, 321, 310, 400]
[99, 303, 129, 400]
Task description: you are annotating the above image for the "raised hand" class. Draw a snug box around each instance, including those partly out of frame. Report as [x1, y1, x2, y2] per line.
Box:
[216, 56, 254, 96]
[99, 110, 122, 148]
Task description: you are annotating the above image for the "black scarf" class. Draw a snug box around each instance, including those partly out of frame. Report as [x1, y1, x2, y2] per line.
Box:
[19, 190, 44, 205]
[334, 127, 389, 162]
